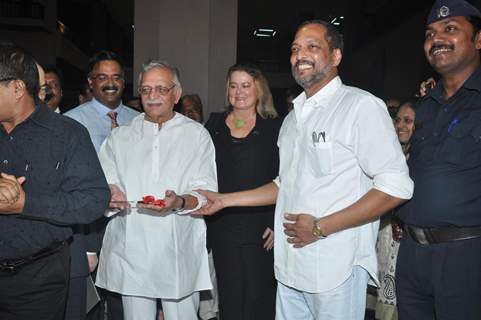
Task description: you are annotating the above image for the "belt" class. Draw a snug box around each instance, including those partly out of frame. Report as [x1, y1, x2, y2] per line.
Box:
[403, 224, 481, 245]
[0, 241, 66, 273]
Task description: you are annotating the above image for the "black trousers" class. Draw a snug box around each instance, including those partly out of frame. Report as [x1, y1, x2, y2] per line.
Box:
[396, 236, 481, 320]
[104, 290, 124, 320]
[212, 243, 276, 320]
[65, 276, 87, 320]
[0, 243, 70, 320]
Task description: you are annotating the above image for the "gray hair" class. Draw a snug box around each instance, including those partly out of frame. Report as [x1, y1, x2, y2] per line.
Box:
[137, 59, 181, 88]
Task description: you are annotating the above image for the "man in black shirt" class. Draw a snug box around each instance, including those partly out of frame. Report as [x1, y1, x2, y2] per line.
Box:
[0, 45, 110, 319]
[396, 1, 481, 319]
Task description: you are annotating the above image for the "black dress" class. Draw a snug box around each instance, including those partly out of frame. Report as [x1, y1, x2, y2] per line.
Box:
[205, 112, 281, 320]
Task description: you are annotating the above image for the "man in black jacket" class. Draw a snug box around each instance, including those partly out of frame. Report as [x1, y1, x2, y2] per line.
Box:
[0, 44, 110, 320]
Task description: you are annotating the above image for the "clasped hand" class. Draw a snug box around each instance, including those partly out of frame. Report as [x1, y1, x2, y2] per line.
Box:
[0, 172, 26, 214]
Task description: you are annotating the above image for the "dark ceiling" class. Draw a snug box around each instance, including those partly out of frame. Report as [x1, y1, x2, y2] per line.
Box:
[237, 0, 432, 72]
[58, 0, 134, 64]
[57, 0, 435, 70]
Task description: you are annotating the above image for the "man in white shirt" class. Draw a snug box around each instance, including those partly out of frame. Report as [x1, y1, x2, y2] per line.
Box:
[65, 51, 139, 152]
[95, 60, 217, 320]
[195, 20, 413, 320]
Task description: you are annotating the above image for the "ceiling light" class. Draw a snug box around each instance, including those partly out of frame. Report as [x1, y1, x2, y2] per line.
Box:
[330, 16, 345, 26]
[253, 28, 276, 38]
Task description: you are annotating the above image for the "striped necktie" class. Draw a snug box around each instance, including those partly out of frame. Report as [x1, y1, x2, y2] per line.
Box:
[107, 111, 119, 129]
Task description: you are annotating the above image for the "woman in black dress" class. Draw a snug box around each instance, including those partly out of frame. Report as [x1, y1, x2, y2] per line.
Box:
[205, 63, 281, 320]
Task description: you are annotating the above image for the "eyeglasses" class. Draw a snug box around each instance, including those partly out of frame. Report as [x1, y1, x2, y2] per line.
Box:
[0, 77, 16, 83]
[138, 84, 176, 96]
[90, 74, 124, 82]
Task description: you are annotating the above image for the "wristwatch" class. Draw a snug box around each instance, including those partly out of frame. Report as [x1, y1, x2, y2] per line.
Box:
[312, 218, 327, 239]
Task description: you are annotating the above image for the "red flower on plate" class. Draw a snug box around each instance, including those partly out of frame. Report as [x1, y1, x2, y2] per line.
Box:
[142, 195, 155, 204]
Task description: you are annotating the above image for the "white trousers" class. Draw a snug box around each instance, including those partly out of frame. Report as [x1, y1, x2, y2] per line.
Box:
[276, 266, 369, 320]
[122, 292, 200, 320]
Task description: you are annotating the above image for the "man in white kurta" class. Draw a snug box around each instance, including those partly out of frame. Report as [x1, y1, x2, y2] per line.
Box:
[95, 60, 217, 320]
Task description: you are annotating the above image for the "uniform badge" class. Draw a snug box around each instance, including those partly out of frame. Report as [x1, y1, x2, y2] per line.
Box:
[437, 5, 450, 18]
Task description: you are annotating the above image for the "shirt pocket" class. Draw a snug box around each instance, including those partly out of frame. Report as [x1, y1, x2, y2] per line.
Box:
[303, 142, 333, 177]
[22, 166, 62, 197]
[439, 118, 481, 166]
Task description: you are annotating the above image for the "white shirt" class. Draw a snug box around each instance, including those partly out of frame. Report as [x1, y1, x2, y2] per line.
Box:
[95, 113, 218, 299]
[64, 98, 139, 152]
[274, 76, 413, 293]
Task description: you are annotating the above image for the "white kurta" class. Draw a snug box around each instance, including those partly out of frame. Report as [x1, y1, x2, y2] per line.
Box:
[95, 113, 217, 299]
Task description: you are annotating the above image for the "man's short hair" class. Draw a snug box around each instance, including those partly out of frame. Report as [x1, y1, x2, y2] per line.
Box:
[44, 64, 64, 87]
[137, 60, 181, 89]
[0, 44, 39, 99]
[296, 19, 344, 55]
[87, 50, 125, 77]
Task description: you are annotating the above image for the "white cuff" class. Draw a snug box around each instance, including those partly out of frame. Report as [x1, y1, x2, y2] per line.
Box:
[175, 191, 206, 215]
[104, 209, 120, 218]
[373, 172, 414, 200]
[273, 176, 281, 187]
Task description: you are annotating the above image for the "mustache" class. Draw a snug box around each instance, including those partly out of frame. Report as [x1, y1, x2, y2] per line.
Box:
[144, 100, 162, 105]
[293, 59, 314, 68]
[429, 44, 454, 55]
[101, 85, 119, 92]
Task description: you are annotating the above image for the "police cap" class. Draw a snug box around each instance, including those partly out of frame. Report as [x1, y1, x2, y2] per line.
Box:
[427, 0, 481, 25]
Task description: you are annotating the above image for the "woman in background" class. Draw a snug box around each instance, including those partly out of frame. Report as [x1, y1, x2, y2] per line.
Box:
[181, 94, 204, 123]
[376, 100, 417, 320]
[205, 63, 281, 320]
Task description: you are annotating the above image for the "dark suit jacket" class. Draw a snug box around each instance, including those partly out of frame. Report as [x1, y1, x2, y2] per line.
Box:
[70, 218, 107, 278]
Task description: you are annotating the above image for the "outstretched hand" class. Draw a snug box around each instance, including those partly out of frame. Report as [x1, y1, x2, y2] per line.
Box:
[138, 190, 178, 213]
[191, 189, 225, 216]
